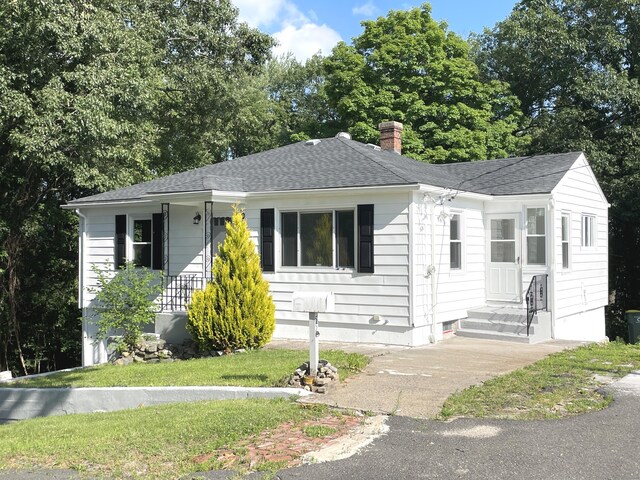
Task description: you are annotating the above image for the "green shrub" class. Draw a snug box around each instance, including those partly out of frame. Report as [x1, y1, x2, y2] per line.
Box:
[187, 206, 275, 350]
[88, 261, 162, 351]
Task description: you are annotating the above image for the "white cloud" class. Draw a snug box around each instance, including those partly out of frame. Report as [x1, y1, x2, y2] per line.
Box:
[233, 0, 287, 28]
[233, 0, 342, 62]
[273, 23, 342, 61]
[352, 1, 379, 17]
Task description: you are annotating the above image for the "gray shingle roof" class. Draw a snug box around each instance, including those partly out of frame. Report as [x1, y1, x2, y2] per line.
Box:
[68, 136, 582, 205]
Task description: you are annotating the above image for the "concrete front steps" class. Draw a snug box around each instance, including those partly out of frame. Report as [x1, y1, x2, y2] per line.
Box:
[456, 305, 551, 344]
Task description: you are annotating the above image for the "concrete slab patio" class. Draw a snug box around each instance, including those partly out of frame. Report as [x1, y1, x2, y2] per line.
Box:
[270, 335, 584, 418]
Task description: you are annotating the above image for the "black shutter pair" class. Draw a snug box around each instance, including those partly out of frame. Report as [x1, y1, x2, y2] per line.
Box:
[115, 214, 163, 270]
[357, 204, 374, 273]
[259, 204, 374, 274]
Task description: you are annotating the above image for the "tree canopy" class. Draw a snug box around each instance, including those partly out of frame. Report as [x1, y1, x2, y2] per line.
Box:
[323, 3, 527, 162]
[475, 0, 640, 337]
[0, 0, 274, 374]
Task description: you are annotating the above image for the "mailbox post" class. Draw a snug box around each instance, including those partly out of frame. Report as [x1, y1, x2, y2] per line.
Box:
[292, 292, 334, 378]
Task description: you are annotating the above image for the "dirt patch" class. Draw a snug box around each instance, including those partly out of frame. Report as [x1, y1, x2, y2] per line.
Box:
[197, 413, 363, 471]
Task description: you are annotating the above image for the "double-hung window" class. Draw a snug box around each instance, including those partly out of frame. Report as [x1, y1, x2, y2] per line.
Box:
[132, 218, 152, 268]
[281, 210, 354, 268]
[561, 214, 570, 269]
[581, 214, 596, 247]
[526, 208, 546, 265]
[450, 214, 462, 270]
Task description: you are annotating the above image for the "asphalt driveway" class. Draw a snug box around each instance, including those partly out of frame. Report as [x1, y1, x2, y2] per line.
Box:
[274, 372, 640, 480]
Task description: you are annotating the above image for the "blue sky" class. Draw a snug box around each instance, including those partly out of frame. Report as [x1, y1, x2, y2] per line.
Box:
[232, 0, 519, 61]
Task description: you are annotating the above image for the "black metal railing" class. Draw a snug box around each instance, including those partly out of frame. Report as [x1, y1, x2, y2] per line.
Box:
[525, 274, 548, 336]
[159, 275, 206, 312]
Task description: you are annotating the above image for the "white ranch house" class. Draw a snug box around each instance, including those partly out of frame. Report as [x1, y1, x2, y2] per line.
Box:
[66, 122, 609, 366]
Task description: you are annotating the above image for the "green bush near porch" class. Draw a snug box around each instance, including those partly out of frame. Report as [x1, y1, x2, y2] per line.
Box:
[187, 207, 275, 351]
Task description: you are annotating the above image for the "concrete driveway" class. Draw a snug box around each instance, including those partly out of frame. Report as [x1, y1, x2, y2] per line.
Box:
[271, 335, 583, 418]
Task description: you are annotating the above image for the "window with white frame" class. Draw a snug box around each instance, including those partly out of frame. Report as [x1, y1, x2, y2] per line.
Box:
[450, 213, 462, 269]
[131, 218, 152, 268]
[281, 210, 354, 268]
[561, 214, 570, 269]
[581, 214, 596, 247]
[526, 208, 546, 265]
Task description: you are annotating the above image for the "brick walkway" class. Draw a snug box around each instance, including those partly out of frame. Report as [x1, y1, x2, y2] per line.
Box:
[193, 414, 363, 470]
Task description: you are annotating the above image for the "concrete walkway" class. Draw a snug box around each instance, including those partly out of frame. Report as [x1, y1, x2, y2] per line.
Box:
[272, 335, 583, 418]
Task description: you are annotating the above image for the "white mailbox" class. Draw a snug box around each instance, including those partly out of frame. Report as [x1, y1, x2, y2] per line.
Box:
[292, 291, 335, 313]
[292, 291, 334, 378]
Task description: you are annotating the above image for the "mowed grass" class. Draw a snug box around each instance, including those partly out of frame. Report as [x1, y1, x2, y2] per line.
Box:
[3, 349, 368, 388]
[0, 398, 329, 479]
[440, 341, 640, 420]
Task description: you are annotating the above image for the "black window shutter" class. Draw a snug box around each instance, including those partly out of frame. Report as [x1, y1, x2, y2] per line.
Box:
[115, 215, 127, 269]
[260, 209, 275, 272]
[357, 204, 374, 273]
[152, 213, 163, 270]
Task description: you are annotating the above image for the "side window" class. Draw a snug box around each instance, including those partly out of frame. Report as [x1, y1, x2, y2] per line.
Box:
[561, 214, 570, 269]
[581, 214, 596, 247]
[526, 208, 546, 265]
[450, 213, 462, 270]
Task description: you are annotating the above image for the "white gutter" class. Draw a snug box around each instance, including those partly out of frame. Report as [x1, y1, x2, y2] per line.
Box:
[62, 199, 151, 209]
[75, 209, 88, 368]
[419, 184, 493, 201]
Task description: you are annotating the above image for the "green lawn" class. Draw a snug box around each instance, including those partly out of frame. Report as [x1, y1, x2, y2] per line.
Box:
[3, 349, 368, 388]
[0, 398, 330, 479]
[440, 341, 640, 420]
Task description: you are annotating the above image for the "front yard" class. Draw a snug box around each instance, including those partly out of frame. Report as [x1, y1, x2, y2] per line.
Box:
[0, 398, 353, 478]
[440, 341, 640, 420]
[2, 349, 368, 388]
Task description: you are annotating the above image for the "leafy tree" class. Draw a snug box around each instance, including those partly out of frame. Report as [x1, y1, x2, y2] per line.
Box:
[88, 262, 162, 352]
[187, 207, 275, 351]
[323, 3, 528, 162]
[474, 0, 640, 338]
[0, 0, 274, 374]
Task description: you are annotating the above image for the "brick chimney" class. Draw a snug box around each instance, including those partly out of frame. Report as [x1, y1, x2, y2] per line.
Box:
[379, 121, 403, 154]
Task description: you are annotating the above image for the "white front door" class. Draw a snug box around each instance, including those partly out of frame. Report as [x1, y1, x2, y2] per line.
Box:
[486, 214, 521, 302]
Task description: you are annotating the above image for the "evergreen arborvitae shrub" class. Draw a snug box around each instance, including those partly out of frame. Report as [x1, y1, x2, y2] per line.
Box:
[187, 206, 276, 350]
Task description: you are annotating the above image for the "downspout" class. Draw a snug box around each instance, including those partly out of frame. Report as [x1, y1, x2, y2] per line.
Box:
[75, 209, 88, 366]
[429, 200, 438, 343]
[548, 198, 556, 339]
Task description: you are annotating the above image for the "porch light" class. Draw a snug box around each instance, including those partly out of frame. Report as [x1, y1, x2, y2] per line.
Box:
[193, 212, 201, 225]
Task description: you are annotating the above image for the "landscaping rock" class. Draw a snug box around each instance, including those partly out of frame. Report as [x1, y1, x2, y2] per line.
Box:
[108, 336, 261, 365]
[286, 360, 340, 394]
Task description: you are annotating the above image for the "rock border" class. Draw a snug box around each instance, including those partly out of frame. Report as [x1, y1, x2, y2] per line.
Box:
[287, 360, 339, 394]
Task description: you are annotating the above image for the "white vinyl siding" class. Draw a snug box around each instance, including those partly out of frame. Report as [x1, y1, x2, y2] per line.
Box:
[246, 190, 413, 345]
[552, 155, 608, 335]
[81, 204, 207, 307]
[416, 196, 485, 329]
